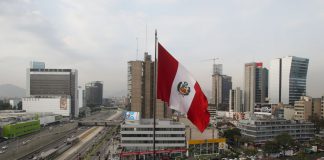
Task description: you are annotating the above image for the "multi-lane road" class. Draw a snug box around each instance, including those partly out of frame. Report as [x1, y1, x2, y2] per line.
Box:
[0, 109, 124, 160]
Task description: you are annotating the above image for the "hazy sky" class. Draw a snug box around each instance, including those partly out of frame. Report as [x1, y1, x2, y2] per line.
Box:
[0, 0, 324, 97]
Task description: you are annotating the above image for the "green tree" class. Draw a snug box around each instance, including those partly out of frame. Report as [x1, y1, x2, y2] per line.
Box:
[295, 150, 307, 160]
[263, 141, 280, 155]
[223, 128, 241, 146]
[309, 114, 321, 133]
[0, 103, 12, 110]
[274, 133, 294, 156]
[17, 101, 22, 110]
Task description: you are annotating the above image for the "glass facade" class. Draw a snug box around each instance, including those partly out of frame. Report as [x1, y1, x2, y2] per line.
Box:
[269, 56, 309, 105]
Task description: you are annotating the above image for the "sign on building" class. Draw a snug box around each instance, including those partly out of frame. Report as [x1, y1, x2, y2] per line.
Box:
[125, 111, 140, 121]
[254, 103, 272, 115]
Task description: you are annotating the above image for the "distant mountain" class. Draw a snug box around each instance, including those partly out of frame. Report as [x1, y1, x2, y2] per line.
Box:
[0, 84, 25, 98]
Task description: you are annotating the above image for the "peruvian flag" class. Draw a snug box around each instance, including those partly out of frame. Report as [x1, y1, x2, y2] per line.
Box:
[157, 43, 210, 132]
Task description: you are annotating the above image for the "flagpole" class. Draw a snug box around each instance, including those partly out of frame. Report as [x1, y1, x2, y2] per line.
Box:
[153, 29, 157, 160]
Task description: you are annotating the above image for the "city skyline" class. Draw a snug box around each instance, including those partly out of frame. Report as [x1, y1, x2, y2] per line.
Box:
[1, 0, 324, 97]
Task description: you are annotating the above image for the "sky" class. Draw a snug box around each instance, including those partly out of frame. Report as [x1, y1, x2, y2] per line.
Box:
[0, 0, 324, 97]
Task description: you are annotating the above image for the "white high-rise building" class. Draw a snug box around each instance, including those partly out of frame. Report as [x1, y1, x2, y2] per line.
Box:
[26, 67, 79, 118]
[269, 56, 309, 105]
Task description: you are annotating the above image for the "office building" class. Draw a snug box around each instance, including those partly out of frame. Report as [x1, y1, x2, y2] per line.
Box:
[229, 87, 243, 112]
[294, 96, 321, 120]
[269, 56, 309, 105]
[294, 96, 312, 120]
[26, 67, 78, 118]
[30, 61, 45, 69]
[128, 52, 170, 119]
[312, 98, 322, 118]
[244, 62, 268, 112]
[85, 81, 103, 107]
[78, 86, 83, 108]
[211, 74, 232, 110]
[120, 119, 186, 159]
[238, 118, 315, 144]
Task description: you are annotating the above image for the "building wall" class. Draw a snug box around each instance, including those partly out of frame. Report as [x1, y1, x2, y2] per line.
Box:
[85, 81, 103, 107]
[121, 120, 186, 151]
[256, 66, 268, 103]
[244, 62, 268, 112]
[212, 74, 222, 105]
[284, 106, 295, 120]
[143, 55, 154, 118]
[312, 98, 321, 118]
[26, 69, 78, 118]
[244, 63, 256, 112]
[270, 57, 309, 105]
[22, 96, 71, 116]
[229, 87, 243, 112]
[269, 58, 281, 104]
[128, 53, 170, 119]
[294, 96, 312, 120]
[212, 74, 232, 110]
[238, 119, 314, 144]
[128, 61, 143, 114]
[78, 86, 83, 108]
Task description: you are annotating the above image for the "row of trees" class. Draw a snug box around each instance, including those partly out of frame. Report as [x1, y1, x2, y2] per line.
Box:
[263, 133, 294, 156]
[0, 101, 22, 110]
[223, 128, 297, 157]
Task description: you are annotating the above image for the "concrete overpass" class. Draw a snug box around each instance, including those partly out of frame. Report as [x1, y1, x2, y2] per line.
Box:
[78, 120, 122, 126]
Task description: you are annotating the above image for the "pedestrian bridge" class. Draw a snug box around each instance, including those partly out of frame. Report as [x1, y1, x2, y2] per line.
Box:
[78, 120, 121, 126]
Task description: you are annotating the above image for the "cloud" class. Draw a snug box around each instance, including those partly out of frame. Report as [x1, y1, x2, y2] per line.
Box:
[0, 0, 324, 97]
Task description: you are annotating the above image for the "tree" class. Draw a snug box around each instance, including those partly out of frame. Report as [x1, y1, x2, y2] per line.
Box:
[295, 150, 307, 160]
[223, 128, 241, 146]
[263, 141, 280, 155]
[309, 114, 321, 133]
[17, 101, 22, 110]
[274, 133, 294, 156]
[0, 103, 12, 110]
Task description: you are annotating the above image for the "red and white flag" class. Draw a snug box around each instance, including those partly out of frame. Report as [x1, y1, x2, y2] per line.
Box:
[157, 43, 210, 132]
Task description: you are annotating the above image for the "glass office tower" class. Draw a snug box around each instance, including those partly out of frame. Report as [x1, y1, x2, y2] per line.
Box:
[269, 56, 309, 105]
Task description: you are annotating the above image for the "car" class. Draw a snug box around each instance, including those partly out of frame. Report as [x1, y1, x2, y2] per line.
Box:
[0, 150, 6, 154]
[2, 146, 8, 150]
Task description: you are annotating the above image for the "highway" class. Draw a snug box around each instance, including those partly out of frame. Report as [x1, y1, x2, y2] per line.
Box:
[0, 122, 78, 160]
[88, 109, 124, 160]
[0, 109, 120, 160]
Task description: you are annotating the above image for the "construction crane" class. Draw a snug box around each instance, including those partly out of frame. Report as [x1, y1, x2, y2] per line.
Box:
[201, 58, 221, 75]
[201, 58, 219, 65]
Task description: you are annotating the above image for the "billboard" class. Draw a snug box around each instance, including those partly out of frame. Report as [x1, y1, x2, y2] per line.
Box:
[125, 111, 140, 121]
[254, 103, 272, 115]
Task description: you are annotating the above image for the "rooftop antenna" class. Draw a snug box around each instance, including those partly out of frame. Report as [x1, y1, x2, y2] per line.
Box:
[136, 37, 139, 60]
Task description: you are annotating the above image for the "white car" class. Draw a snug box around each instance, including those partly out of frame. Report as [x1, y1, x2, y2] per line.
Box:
[2, 146, 8, 150]
[0, 150, 6, 154]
